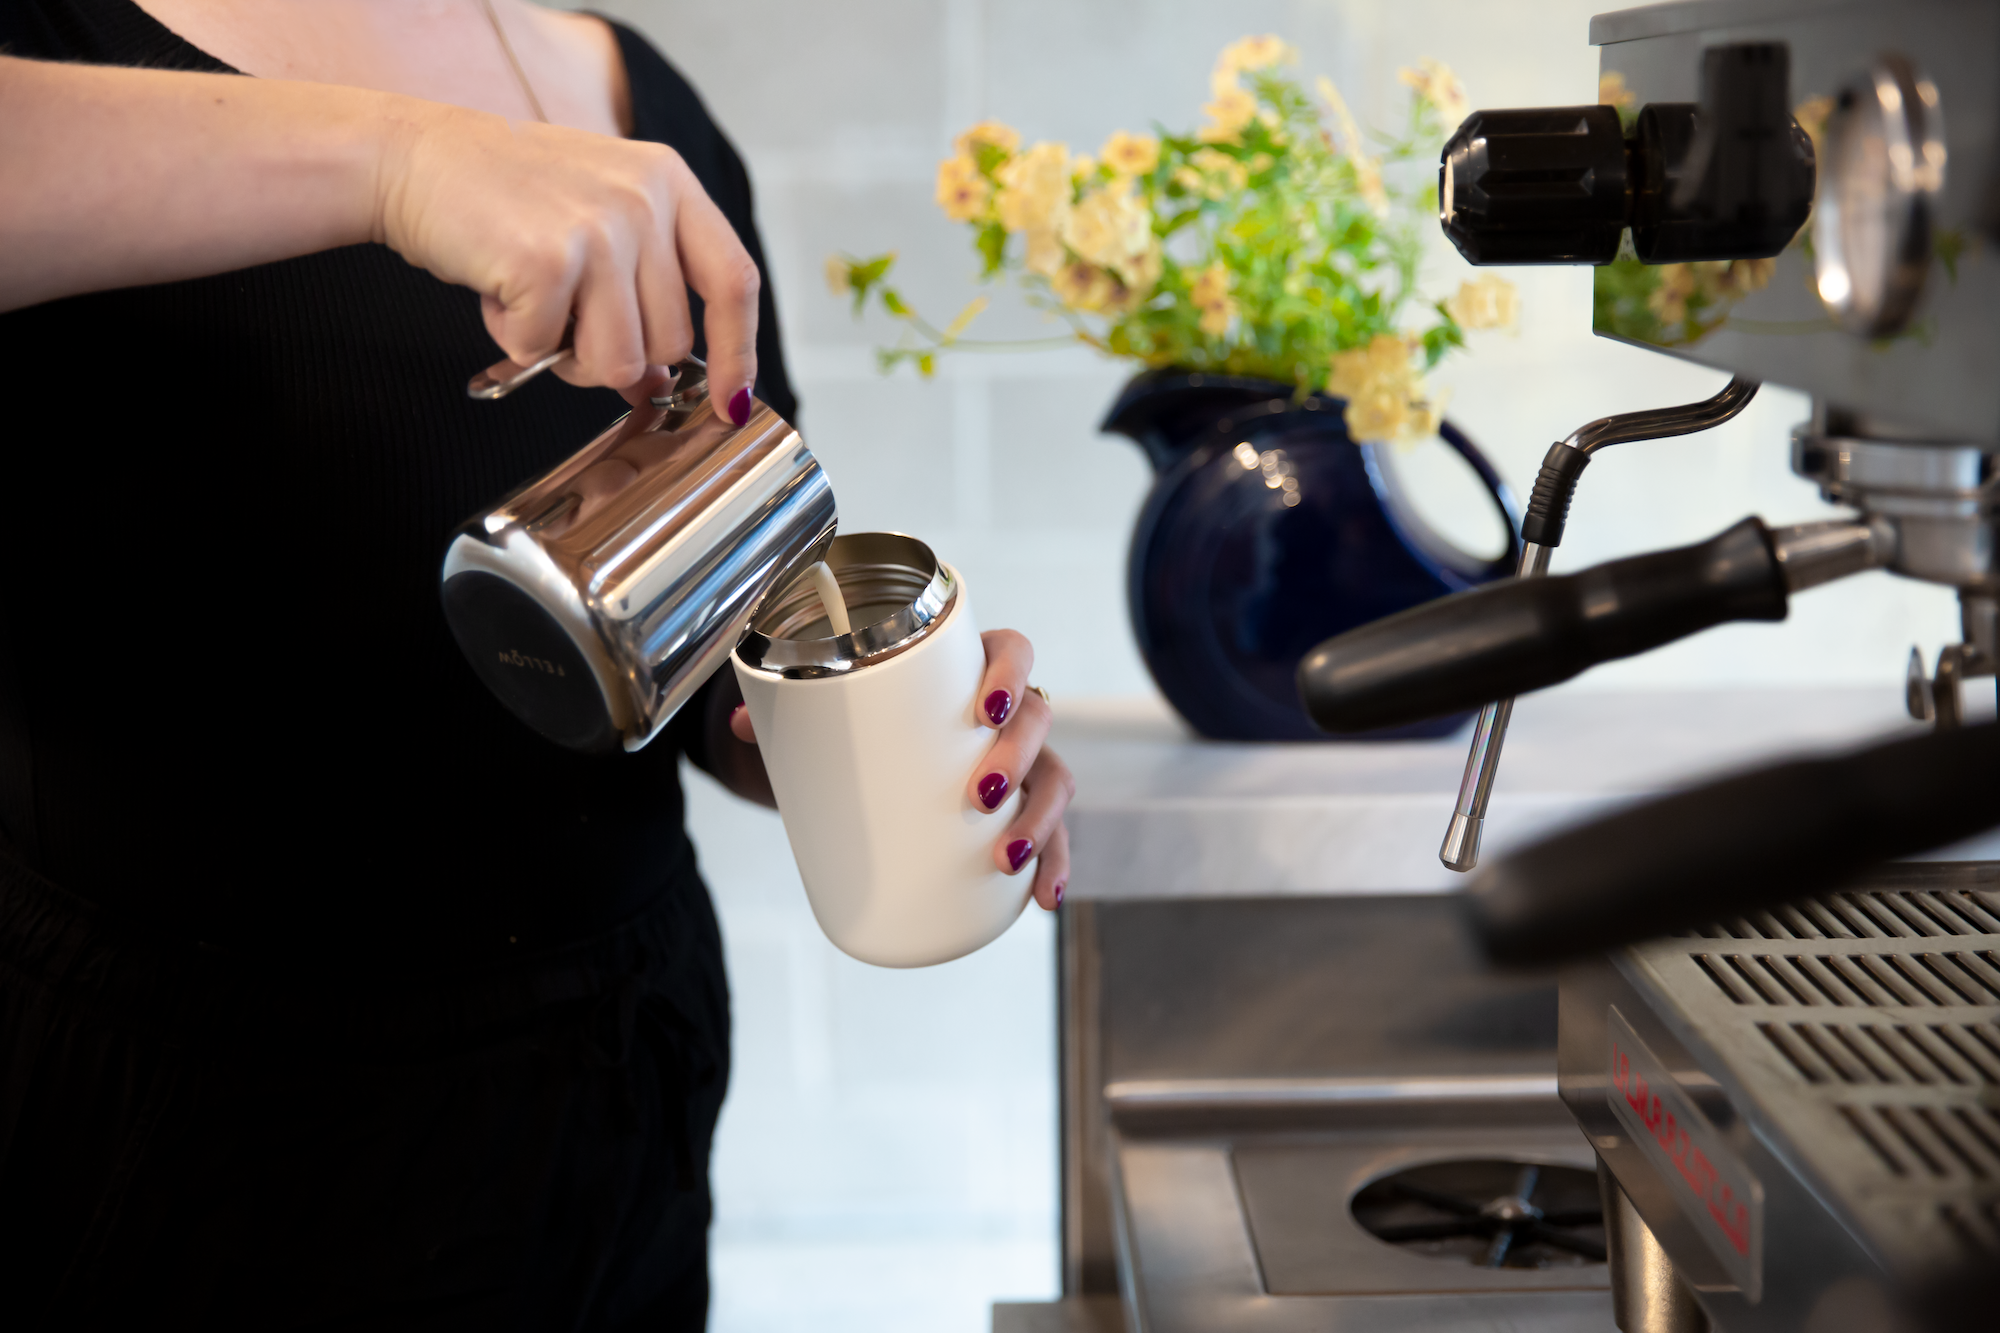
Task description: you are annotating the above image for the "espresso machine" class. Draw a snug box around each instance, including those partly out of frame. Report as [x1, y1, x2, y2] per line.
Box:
[1298, 2, 2000, 1330]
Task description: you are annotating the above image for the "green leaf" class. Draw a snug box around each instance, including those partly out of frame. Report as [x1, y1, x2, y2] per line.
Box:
[881, 288, 911, 317]
[976, 222, 1009, 276]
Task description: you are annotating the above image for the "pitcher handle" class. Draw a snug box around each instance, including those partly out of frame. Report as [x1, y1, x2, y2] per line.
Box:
[1436, 418, 1525, 582]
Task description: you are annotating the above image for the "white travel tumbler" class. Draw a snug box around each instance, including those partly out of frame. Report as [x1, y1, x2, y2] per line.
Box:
[732, 533, 1032, 967]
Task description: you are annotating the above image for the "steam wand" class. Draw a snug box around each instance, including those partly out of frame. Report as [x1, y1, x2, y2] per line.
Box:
[1438, 376, 1761, 872]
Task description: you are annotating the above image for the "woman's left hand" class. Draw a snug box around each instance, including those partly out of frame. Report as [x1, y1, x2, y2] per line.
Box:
[727, 627, 1074, 911]
[963, 630, 1073, 912]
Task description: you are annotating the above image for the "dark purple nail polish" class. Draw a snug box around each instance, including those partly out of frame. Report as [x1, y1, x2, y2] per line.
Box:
[978, 772, 1009, 810]
[984, 689, 1012, 726]
[1006, 838, 1034, 873]
[1054, 881, 1065, 908]
[727, 387, 751, 425]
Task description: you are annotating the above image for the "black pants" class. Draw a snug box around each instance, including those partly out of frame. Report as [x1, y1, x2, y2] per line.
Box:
[0, 851, 731, 1331]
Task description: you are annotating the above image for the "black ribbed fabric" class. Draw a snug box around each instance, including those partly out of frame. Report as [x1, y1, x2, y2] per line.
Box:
[0, 0, 797, 960]
[0, 821, 732, 1330]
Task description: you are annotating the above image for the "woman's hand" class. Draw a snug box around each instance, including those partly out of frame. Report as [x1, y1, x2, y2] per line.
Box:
[0, 57, 759, 419]
[964, 630, 1074, 912]
[727, 628, 1075, 911]
[378, 107, 760, 415]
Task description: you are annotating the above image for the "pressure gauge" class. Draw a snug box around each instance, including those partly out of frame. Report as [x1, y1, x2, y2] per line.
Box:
[1812, 54, 1946, 338]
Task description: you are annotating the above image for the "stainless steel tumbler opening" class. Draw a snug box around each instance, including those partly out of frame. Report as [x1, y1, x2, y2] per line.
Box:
[737, 532, 955, 678]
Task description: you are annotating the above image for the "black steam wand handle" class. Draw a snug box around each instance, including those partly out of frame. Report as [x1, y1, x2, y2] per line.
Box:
[1466, 722, 2000, 966]
[1298, 516, 1790, 735]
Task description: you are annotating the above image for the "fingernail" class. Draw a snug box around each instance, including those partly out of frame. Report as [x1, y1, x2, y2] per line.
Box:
[984, 689, 1012, 727]
[728, 387, 751, 426]
[1006, 838, 1034, 873]
[978, 772, 1009, 810]
[1054, 881, 1066, 908]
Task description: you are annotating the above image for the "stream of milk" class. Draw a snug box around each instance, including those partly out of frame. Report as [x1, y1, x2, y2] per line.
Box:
[808, 561, 852, 637]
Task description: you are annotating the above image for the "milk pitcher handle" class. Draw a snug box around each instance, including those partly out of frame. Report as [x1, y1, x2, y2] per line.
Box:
[467, 333, 707, 410]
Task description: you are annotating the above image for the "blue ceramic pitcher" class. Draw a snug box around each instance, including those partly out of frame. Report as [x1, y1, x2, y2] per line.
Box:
[1103, 370, 1521, 741]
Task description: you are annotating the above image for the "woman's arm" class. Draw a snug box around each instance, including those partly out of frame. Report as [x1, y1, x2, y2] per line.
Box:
[0, 58, 384, 312]
[0, 56, 761, 410]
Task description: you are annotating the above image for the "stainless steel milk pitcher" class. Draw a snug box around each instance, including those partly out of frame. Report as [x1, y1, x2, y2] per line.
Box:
[440, 357, 836, 753]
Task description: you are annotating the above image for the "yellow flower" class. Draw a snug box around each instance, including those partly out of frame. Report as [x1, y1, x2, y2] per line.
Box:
[1202, 85, 1257, 139]
[995, 140, 1073, 234]
[1351, 153, 1388, 217]
[1101, 273, 1146, 316]
[823, 255, 851, 297]
[1216, 35, 1296, 77]
[1062, 178, 1153, 270]
[935, 155, 991, 222]
[1070, 153, 1097, 181]
[1189, 262, 1234, 336]
[1447, 274, 1520, 332]
[1187, 147, 1250, 200]
[1648, 263, 1698, 325]
[1397, 58, 1469, 128]
[1646, 258, 1771, 329]
[1598, 71, 1637, 113]
[1328, 334, 1440, 445]
[1114, 239, 1163, 294]
[1189, 263, 1231, 309]
[1051, 260, 1116, 311]
[1024, 226, 1066, 277]
[1726, 256, 1777, 296]
[1100, 130, 1160, 177]
[953, 119, 1020, 160]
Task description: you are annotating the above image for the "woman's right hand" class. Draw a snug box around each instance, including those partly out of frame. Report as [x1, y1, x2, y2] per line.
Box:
[0, 57, 759, 418]
[377, 105, 760, 417]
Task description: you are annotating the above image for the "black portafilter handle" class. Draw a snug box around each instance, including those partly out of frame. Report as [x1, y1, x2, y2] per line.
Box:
[1297, 517, 1787, 734]
[1467, 723, 2000, 966]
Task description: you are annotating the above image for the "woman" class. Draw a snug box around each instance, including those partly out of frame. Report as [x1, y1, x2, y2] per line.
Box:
[0, 2, 1073, 1327]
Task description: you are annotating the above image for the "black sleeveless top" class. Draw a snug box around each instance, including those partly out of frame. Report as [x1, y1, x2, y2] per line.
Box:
[0, 0, 797, 960]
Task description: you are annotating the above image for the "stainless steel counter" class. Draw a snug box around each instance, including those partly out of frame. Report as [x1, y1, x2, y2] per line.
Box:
[1051, 687, 1994, 901]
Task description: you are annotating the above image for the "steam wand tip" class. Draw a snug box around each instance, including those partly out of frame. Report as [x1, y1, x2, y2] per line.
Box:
[1441, 811, 1483, 873]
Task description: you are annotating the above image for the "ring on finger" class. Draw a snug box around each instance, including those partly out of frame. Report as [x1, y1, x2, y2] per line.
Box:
[1028, 684, 1051, 711]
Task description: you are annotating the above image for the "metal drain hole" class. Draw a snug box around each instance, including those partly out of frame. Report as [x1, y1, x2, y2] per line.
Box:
[1350, 1159, 1605, 1268]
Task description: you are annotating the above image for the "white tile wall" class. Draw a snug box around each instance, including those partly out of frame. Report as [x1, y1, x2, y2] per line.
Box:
[580, 2, 1972, 1326]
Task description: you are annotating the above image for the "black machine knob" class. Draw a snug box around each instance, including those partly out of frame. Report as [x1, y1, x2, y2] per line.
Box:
[1440, 42, 1815, 267]
[1440, 105, 1630, 264]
